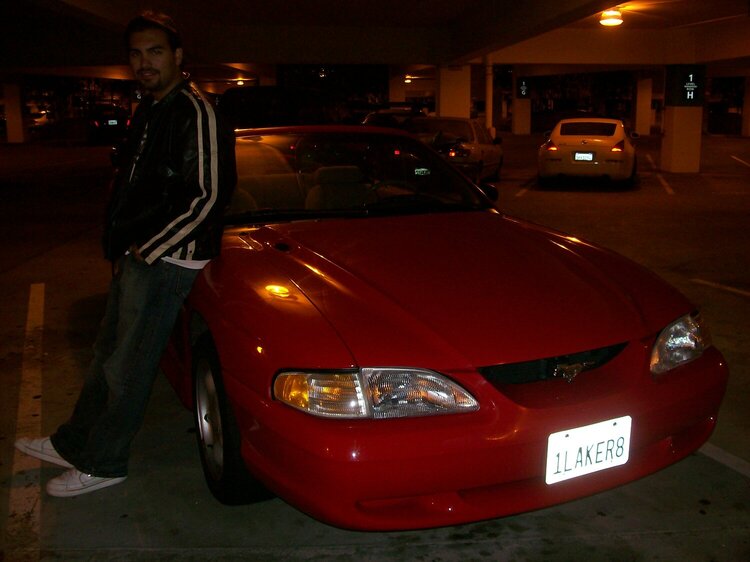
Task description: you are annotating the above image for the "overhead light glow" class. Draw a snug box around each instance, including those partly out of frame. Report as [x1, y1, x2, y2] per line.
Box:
[600, 9, 623, 26]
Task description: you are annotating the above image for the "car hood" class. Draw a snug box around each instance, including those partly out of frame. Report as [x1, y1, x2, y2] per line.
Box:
[226, 211, 689, 370]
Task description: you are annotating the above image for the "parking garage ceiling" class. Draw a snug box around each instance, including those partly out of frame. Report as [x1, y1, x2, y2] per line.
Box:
[2, 0, 749, 80]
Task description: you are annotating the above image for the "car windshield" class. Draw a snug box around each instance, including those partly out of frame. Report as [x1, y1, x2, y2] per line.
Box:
[559, 122, 617, 136]
[225, 131, 491, 224]
[91, 104, 125, 117]
[407, 119, 473, 141]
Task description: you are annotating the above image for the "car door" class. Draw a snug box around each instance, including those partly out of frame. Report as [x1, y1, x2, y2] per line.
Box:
[473, 121, 501, 172]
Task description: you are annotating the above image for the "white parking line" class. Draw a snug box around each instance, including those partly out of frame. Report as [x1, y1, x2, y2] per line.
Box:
[5, 283, 45, 559]
[656, 173, 675, 195]
[515, 188, 528, 197]
[691, 278, 750, 298]
[644, 155, 675, 195]
[730, 155, 750, 168]
[699, 442, 750, 478]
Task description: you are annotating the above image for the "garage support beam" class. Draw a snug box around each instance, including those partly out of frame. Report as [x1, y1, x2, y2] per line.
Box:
[485, 58, 495, 137]
[635, 78, 653, 136]
[3, 81, 26, 144]
[661, 106, 703, 173]
[437, 65, 471, 118]
[511, 70, 531, 135]
[389, 73, 407, 103]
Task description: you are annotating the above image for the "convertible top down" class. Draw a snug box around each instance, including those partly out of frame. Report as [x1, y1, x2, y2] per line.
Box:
[161, 126, 728, 530]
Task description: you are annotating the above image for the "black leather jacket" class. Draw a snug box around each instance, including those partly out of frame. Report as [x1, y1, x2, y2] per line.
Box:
[104, 80, 236, 264]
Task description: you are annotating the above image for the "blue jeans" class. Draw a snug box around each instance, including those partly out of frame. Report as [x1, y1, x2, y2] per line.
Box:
[52, 255, 200, 477]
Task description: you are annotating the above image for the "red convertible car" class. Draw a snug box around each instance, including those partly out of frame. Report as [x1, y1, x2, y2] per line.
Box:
[161, 125, 728, 531]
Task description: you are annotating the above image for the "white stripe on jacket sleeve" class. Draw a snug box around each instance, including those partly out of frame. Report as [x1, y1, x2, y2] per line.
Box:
[140, 88, 220, 264]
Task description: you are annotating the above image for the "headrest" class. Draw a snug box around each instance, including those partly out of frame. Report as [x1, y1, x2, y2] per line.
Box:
[313, 165, 364, 184]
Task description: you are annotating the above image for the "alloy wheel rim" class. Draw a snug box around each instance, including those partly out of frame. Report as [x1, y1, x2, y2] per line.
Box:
[195, 359, 224, 481]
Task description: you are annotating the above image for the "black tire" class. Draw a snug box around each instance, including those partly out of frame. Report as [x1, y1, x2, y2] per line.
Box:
[192, 334, 273, 505]
[474, 161, 484, 183]
[626, 156, 638, 188]
[614, 157, 638, 190]
[487, 158, 502, 181]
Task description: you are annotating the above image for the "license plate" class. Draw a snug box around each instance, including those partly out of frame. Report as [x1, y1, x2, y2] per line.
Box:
[545, 415, 631, 485]
[574, 151, 594, 161]
[108, 119, 119, 126]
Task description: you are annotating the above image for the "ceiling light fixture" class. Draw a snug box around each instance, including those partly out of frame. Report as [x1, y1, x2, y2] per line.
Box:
[600, 9, 623, 26]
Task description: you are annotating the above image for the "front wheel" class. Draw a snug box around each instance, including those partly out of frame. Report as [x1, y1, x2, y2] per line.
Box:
[485, 162, 501, 182]
[192, 334, 273, 505]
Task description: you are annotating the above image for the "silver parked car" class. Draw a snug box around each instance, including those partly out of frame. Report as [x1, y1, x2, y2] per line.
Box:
[406, 116, 503, 182]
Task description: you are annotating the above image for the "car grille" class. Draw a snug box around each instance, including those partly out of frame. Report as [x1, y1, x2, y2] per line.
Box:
[478, 342, 627, 384]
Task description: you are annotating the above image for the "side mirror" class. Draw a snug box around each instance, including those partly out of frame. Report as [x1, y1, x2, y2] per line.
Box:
[630, 131, 640, 139]
[479, 182, 499, 202]
[110, 145, 121, 168]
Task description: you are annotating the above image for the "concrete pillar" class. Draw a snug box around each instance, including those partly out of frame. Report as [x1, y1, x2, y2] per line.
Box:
[512, 99, 531, 135]
[742, 76, 750, 137]
[661, 106, 703, 172]
[484, 58, 495, 137]
[635, 78, 653, 136]
[4, 81, 27, 144]
[511, 73, 531, 135]
[389, 73, 406, 103]
[437, 65, 471, 118]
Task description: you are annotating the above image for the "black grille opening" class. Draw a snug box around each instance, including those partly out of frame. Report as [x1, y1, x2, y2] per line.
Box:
[479, 342, 628, 385]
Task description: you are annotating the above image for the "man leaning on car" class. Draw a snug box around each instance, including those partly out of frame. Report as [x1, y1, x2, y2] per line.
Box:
[14, 10, 236, 496]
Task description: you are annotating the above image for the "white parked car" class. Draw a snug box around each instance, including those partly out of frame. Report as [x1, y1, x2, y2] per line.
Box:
[538, 118, 637, 186]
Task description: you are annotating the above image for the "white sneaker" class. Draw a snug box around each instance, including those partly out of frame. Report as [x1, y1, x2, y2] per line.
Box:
[15, 437, 73, 468]
[46, 468, 127, 497]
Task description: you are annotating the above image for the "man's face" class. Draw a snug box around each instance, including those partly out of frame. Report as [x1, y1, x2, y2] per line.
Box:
[128, 28, 183, 100]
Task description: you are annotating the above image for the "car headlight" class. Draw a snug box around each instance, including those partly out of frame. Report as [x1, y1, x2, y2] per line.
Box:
[650, 312, 711, 375]
[273, 367, 479, 419]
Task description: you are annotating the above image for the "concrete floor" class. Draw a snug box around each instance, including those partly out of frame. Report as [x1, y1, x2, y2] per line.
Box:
[1, 134, 749, 561]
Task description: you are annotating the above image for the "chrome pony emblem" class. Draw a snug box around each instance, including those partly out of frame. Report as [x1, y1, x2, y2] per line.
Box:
[553, 362, 594, 383]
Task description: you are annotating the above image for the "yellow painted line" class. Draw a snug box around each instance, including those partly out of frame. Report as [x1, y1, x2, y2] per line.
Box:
[691, 278, 750, 298]
[730, 155, 750, 168]
[6, 283, 45, 560]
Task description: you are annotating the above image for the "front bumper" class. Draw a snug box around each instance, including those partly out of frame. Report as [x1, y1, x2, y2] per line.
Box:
[228, 345, 728, 531]
[538, 153, 632, 180]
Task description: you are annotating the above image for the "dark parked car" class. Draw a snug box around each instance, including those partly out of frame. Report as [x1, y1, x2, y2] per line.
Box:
[86, 103, 130, 144]
[361, 106, 427, 128]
